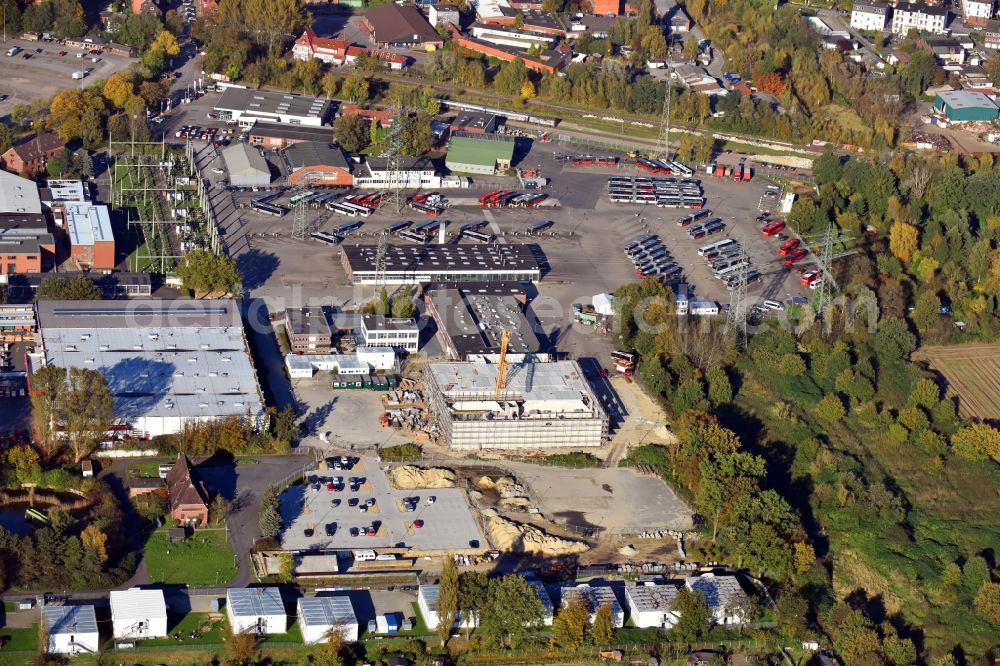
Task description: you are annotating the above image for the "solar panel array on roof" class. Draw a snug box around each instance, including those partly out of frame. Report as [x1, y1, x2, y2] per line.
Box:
[299, 596, 357, 627]
[43, 605, 99, 635]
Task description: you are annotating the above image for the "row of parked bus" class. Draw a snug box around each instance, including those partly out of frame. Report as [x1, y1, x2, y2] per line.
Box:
[624, 234, 683, 280]
[478, 190, 548, 208]
[635, 157, 694, 177]
[607, 176, 704, 208]
[695, 238, 760, 288]
[396, 219, 443, 244]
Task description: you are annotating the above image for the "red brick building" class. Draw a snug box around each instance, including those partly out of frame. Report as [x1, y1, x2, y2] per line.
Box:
[590, 0, 623, 15]
[2, 132, 64, 177]
[165, 453, 209, 527]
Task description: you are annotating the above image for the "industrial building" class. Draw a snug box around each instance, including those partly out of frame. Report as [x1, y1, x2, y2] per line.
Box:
[285, 346, 396, 378]
[42, 605, 100, 655]
[356, 155, 440, 189]
[341, 243, 542, 284]
[361, 3, 444, 48]
[424, 359, 608, 450]
[0, 171, 54, 276]
[284, 142, 353, 186]
[446, 134, 516, 175]
[249, 122, 339, 148]
[298, 596, 359, 644]
[449, 111, 501, 135]
[933, 90, 999, 122]
[360, 314, 419, 352]
[214, 87, 333, 127]
[40, 179, 115, 271]
[110, 588, 169, 640]
[223, 143, 272, 188]
[284, 307, 335, 354]
[560, 584, 625, 628]
[35, 299, 266, 438]
[422, 282, 541, 359]
[5, 271, 152, 299]
[685, 574, 750, 625]
[624, 583, 680, 629]
[226, 588, 287, 635]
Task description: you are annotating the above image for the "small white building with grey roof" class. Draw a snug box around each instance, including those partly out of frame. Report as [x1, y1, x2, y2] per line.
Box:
[685, 573, 751, 625]
[214, 87, 333, 127]
[222, 143, 272, 188]
[624, 582, 680, 628]
[42, 605, 100, 655]
[298, 596, 359, 644]
[110, 588, 168, 639]
[560, 584, 624, 628]
[227, 587, 287, 635]
[419, 581, 553, 629]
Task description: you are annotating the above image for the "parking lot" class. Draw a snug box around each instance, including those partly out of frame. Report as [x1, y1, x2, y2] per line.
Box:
[278, 456, 484, 553]
[0, 39, 134, 117]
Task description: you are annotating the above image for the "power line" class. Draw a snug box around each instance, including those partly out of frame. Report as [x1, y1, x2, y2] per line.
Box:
[382, 106, 408, 214]
[726, 243, 750, 350]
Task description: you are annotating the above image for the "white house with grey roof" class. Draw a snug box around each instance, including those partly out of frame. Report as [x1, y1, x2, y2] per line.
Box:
[624, 583, 681, 629]
[227, 587, 287, 635]
[298, 596, 359, 643]
[559, 584, 625, 628]
[214, 87, 333, 127]
[685, 573, 751, 625]
[35, 299, 266, 438]
[111, 589, 168, 639]
[891, 2, 948, 34]
[42, 605, 100, 655]
[850, 1, 890, 31]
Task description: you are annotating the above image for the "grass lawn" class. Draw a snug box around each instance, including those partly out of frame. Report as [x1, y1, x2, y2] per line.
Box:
[263, 619, 303, 644]
[0, 626, 38, 652]
[128, 461, 163, 478]
[274, 323, 291, 355]
[143, 528, 237, 586]
[139, 613, 226, 648]
[2, 601, 15, 612]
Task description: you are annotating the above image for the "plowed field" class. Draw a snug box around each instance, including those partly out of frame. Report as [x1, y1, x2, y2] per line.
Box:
[913, 344, 1000, 419]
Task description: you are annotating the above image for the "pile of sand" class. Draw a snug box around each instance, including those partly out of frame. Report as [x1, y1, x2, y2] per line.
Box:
[619, 545, 639, 557]
[482, 509, 589, 556]
[387, 466, 456, 489]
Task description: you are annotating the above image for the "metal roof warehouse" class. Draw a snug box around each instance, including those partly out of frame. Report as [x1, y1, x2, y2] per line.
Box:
[215, 87, 333, 127]
[933, 90, 1000, 122]
[340, 243, 542, 284]
[298, 596, 359, 643]
[35, 299, 266, 438]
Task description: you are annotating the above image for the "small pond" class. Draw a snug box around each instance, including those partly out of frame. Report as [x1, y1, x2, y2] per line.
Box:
[0, 504, 35, 535]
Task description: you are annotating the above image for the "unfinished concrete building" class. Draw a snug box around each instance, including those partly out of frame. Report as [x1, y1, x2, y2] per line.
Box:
[424, 360, 608, 451]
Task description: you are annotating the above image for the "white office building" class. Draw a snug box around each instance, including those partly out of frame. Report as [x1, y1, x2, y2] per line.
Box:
[361, 314, 419, 352]
[850, 1, 890, 31]
[110, 589, 169, 639]
[42, 605, 100, 655]
[227, 588, 287, 635]
[624, 583, 680, 629]
[891, 2, 948, 35]
[298, 596, 359, 644]
[963, 0, 994, 21]
[214, 87, 333, 127]
[559, 584, 625, 628]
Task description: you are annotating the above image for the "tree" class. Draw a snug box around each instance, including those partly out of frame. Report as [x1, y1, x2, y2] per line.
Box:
[223, 627, 260, 666]
[80, 524, 108, 563]
[30, 365, 66, 456]
[52, 0, 85, 38]
[35, 275, 101, 301]
[814, 393, 846, 422]
[391, 292, 417, 318]
[271, 405, 296, 446]
[278, 552, 294, 582]
[493, 59, 528, 96]
[210, 494, 230, 526]
[149, 30, 181, 57]
[793, 542, 816, 574]
[340, 74, 369, 104]
[706, 366, 732, 405]
[478, 575, 544, 648]
[519, 79, 536, 99]
[671, 587, 711, 642]
[103, 72, 134, 109]
[0, 122, 12, 156]
[401, 112, 434, 156]
[61, 367, 114, 462]
[458, 571, 489, 637]
[333, 114, 369, 153]
[436, 556, 459, 646]
[6, 445, 41, 485]
[973, 580, 1000, 624]
[312, 626, 346, 666]
[550, 594, 587, 649]
[813, 148, 842, 186]
[176, 249, 241, 295]
[697, 451, 765, 541]
[890, 222, 919, 264]
[591, 602, 614, 645]
[832, 609, 881, 664]
[259, 486, 282, 540]
[755, 71, 787, 96]
[950, 423, 1000, 462]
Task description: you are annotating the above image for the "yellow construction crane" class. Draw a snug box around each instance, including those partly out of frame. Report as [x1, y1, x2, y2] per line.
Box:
[494, 329, 511, 398]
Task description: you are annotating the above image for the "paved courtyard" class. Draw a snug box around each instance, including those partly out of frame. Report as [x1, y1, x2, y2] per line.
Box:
[279, 456, 484, 552]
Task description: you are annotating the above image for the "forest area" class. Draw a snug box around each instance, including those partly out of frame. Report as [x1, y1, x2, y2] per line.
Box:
[613, 147, 1000, 664]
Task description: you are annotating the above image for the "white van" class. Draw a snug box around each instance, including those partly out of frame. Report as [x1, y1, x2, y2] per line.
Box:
[6, 46, 19, 56]
[762, 299, 785, 311]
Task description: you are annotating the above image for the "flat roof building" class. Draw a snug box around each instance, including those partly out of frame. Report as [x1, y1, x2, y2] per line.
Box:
[560, 584, 625, 628]
[110, 588, 169, 639]
[284, 307, 335, 354]
[284, 142, 353, 186]
[0, 170, 42, 214]
[422, 282, 541, 359]
[298, 596, 359, 644]
[215, 87, 333, 127]
[624, 583, 680, 629]
[446, 134, 516, 175]
[341, 243, 542, 285]
[53, 201, 115, 270]
[223, 143, 272, 188]
[449, 111, 501, 135]
[249, 122, 337, 148]
[226, 587, 287, 635]
[424, 359, 608, 450]
[934, 90, 999, 121]
[6, 271, 151, 299]
[360, 314, 419, 352]
[36, 299, 265, 438]
[42, 605, 99, 655]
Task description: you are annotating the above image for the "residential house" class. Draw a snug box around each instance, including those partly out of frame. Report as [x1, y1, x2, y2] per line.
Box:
[890, 2, 948, 35]
[165, 453, 209, 526]
[850, 1, 890, 31]
[2, 132, 63, 177]
[292, 29, 350, 64]
[962, 0, 994, 25]
[429, 4, 460, 26]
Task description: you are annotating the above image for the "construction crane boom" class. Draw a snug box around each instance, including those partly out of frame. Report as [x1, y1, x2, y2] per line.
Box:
[494, 329, 511, 398]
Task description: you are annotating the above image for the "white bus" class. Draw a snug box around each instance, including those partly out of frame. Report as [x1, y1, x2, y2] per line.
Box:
[698, 238, 737, 257]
